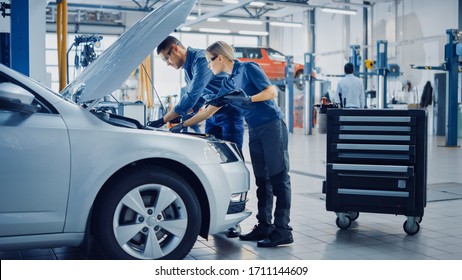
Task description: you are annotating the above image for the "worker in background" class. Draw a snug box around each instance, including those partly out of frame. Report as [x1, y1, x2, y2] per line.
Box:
[150, 36, 244, 238]
[335, 62, 365, 108]
[171, 41, 293, 248]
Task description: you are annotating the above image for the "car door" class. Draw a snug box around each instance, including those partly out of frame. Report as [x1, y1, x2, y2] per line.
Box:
[0, 79, 71, 237]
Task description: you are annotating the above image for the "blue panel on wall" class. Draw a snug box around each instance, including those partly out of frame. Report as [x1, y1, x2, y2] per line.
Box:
[10, 0, 29, 75]
[0, 32, 10, 66]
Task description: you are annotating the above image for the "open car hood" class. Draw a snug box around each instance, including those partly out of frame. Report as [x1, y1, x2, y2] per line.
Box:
[60, 0, 195, 104]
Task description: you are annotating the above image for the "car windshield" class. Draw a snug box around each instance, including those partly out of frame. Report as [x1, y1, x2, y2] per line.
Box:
[267, 48, 286, 61]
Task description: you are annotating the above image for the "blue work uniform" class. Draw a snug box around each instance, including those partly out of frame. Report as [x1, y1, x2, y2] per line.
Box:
[174, 47, 216, 116]
[218, 60, 292, 233]
[179, 47, 244, 149]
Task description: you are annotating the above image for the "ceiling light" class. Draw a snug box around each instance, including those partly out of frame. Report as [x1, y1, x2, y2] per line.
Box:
[207, 17, 221, 22]
[199, 28, 231, 34]
[228, 18, 263, 25]
[223, 0, 239, 3]
[238, 30, 269, 36]
[269, 21, 303, 28]
[180, 27, 192, 32]
[249, 1, 266, 8]
[321, 7, 357, 15]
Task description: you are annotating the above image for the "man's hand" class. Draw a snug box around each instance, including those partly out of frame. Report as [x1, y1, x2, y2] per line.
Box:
[169, 123, 184, 133]
[221, 89, 252, 109]
[146, 117, 165, 128]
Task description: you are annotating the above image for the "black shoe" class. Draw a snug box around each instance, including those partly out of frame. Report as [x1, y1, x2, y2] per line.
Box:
[226, 225, 241, 238]
[257, 230, 293, 247]
[239, 225, 271, 241]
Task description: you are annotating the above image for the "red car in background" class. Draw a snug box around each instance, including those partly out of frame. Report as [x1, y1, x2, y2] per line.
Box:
[234, 46, 304, 90]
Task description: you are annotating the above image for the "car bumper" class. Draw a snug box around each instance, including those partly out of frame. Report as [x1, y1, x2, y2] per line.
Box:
[196, 160, 251, 234]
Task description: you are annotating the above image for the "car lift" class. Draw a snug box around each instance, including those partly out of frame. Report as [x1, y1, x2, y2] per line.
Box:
[349, 41, 391, 109]
[284, 55, 295, 133]
[270, 59, 296, 133]
[302, 53, 315, 135]
[297, 41, 394, 135]
[283, 54, 316, 135]
[410, 29, 462, 147]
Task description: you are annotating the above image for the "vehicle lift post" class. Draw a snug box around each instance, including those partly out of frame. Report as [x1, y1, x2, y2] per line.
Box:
[376, 40, 388, 108]
[349, 45, 361, 76]
[350, 44, 371, 106]
[285, 55, 294, 133]
[303, 52, 315, 135]
[321, 41, 389, 110]
[411, 29, 461, 147]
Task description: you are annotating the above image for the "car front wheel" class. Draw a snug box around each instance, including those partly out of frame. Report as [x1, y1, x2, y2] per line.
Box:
[93, 166, 201, 260]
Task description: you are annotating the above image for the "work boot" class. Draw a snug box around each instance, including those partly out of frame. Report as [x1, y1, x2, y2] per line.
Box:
[257, 230, 293, 248]
[239, 224, 272, 241]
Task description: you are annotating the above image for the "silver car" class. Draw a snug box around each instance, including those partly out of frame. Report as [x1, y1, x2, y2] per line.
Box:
[0, 0, 250, 260]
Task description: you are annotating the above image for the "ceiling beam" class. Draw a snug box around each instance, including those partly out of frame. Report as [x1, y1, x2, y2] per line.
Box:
[178, 0, 254, 28]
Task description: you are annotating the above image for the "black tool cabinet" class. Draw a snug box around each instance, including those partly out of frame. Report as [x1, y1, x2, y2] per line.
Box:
[323, 109, 427, 235]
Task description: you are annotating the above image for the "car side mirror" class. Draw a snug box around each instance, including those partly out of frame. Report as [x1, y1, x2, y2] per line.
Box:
[0, 82, 40, 114]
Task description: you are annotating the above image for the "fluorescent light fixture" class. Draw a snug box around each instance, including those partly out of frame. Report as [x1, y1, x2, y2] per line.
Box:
[186, 15, 197, 20]
[180, 27, 192, 32]
[238, 30, 269, 36]
[321, 7, 357, 15]
[250, 1, 266, 8]
[270, 21, 303, 28]
[207, 17, 221, 22]
[223, 0, 239, 3]
[199, 28, 231, 34]
[228, 18, 263, 25]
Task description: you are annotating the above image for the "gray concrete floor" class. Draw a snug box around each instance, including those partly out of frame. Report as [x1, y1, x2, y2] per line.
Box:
[1, 130, 461, 260]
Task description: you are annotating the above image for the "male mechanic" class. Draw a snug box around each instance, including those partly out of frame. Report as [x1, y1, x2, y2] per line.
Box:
[150, 36, 244, 237]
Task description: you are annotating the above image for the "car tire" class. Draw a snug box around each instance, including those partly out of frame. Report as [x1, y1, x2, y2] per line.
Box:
[93, 165, 201, 260]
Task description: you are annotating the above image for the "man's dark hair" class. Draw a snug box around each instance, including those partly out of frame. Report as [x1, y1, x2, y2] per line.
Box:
[344, 62, 354, 74]
[157, 36, 182, 55]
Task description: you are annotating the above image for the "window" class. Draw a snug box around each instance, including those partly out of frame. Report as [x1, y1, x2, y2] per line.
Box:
[234, 47, 244, 58]
[247, 49, 262, 59]
[266, 48, 285, 61]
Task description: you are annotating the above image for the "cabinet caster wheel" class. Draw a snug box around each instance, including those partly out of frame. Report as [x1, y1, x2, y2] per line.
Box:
[347, 211, 359, 221]
[336, 216, 351, 229]
[403, 220, 420, 235]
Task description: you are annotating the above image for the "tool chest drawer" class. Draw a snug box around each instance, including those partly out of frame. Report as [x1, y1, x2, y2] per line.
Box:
[329, 143, 416, 165]
[325, 163, 417, 216]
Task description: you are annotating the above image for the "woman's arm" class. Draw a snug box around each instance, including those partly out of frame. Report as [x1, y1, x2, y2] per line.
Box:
[182, 105, 221, 128]
[250, 85, 278, 102]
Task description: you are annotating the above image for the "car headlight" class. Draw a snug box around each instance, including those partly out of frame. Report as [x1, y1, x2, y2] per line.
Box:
[208, 141, 239, 163]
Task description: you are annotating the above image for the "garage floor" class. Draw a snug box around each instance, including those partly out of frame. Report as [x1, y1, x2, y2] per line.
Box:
[1, 130, 461, 260]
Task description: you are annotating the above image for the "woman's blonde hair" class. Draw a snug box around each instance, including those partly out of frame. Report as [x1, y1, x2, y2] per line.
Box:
[206, 41, 235, 62]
